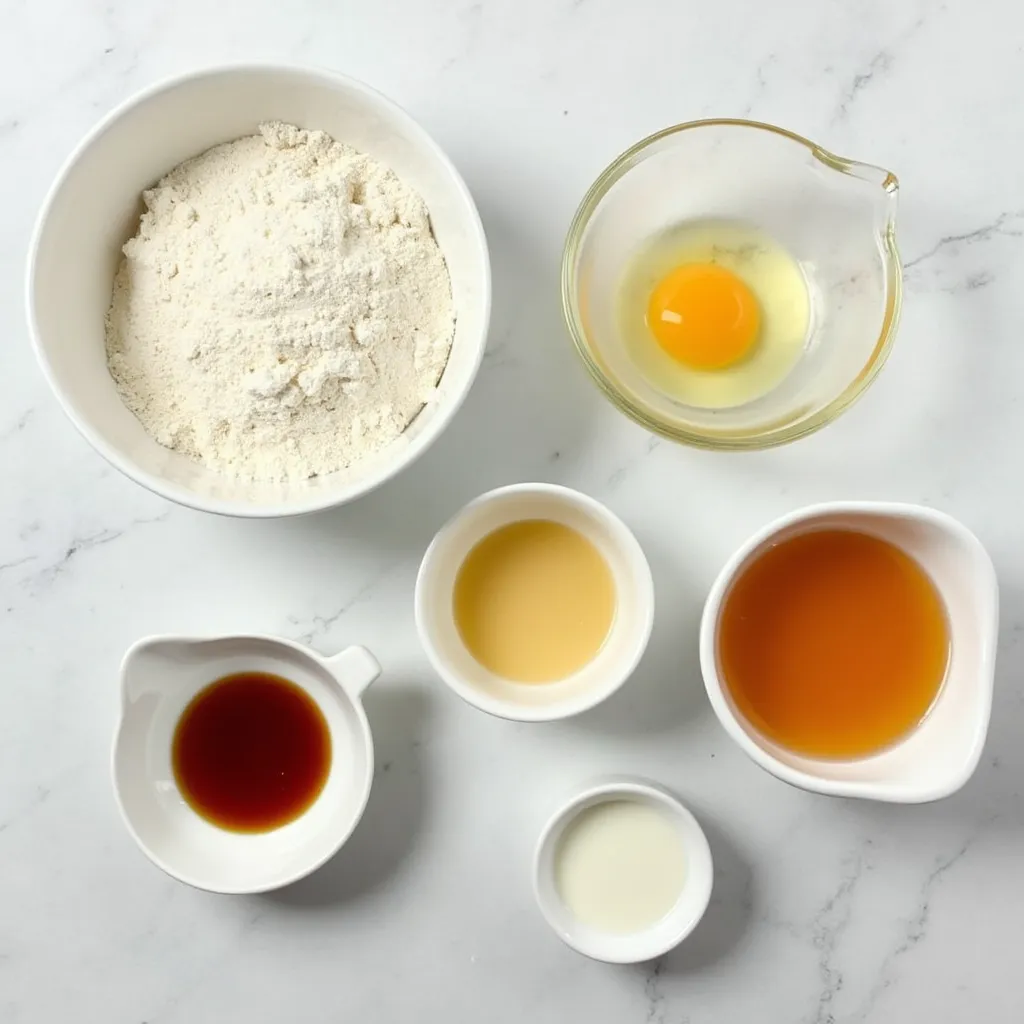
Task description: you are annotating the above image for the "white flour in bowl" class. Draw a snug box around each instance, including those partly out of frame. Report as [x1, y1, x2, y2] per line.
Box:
[105, 121, 455, 481]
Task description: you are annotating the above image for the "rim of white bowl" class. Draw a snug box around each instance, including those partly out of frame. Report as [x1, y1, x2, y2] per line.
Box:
[110, 632, 377, 893]
[414, 483, 655, 722]
[26, 62, 491, 518]
[533, 777, 714, 963]
[698, 500, 999, 803]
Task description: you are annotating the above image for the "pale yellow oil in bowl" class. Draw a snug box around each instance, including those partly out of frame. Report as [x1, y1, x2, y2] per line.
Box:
[453, 520, 617, 683]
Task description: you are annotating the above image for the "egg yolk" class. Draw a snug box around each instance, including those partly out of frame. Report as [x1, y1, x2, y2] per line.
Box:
[646, 263, 761, 370]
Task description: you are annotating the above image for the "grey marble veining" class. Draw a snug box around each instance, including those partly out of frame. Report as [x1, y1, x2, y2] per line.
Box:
[3, 0, 1024, 1021]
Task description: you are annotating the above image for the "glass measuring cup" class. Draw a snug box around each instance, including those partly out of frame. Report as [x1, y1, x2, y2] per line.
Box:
[562, 119, 901, 449]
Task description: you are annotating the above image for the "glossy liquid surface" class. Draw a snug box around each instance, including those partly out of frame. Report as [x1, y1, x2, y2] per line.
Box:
[453, 519, 616, 683]
[555, 800, 686, 934]
[172, 672, 331, 832]
[618, 219, 810, 409]
[718, 529, 949, 759]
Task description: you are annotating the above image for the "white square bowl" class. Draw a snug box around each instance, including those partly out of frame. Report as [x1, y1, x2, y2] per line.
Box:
[699, 502, 999, 802]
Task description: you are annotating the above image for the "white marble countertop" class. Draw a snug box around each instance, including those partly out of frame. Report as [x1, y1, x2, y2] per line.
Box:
[3, 1, 1023, 1020]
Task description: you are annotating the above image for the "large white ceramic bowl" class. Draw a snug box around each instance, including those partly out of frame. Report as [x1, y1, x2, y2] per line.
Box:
[27, 64, 491, 517]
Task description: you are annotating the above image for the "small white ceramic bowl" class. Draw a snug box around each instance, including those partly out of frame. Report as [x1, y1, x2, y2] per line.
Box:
[112, 634, 381, 893]
[533, 778, 713, 963]
[27, 64, 490, 517]
[415, 483, 654, 721]
[700, 502, 999, 803]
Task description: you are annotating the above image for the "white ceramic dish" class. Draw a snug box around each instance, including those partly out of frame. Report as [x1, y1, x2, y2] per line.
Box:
[415, 483, 654, 721]
[533, 778, 713, 963]
[700, 502, 999, 802]
[27, 63, 491, 517]
[112, 634, 381, 893]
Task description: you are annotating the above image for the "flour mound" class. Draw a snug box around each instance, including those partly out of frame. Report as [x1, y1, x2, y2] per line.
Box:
[105, 121, 455, 481]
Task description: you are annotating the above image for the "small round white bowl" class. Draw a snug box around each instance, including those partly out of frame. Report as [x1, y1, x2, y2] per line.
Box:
[700, 502, 999, 803]
[533, 778, 713, 963]
[27, 64, 491, 517]
[415, 483, 654, 722]
[112, 634, 381, 893]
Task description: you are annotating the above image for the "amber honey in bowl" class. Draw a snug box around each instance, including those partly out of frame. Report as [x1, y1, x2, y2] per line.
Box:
[717, 529, 949, 759]
[172, 671, 331, 832]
